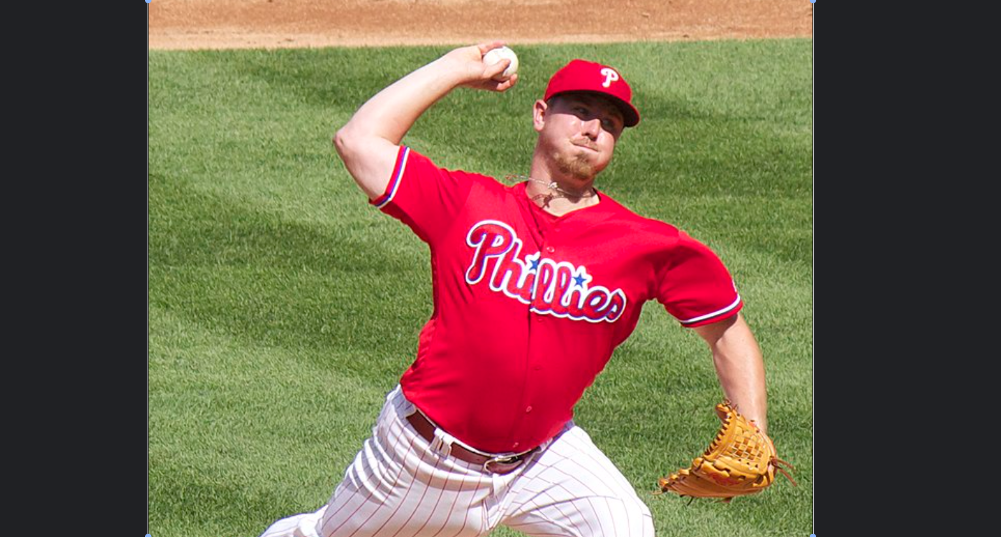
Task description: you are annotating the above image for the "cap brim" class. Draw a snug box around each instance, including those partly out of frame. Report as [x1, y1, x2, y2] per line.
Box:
[613, 101, 640, 128]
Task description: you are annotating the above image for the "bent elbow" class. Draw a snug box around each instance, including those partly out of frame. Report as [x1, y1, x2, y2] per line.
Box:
[333, 125, 355, 160]
[330, 124, 397, 199]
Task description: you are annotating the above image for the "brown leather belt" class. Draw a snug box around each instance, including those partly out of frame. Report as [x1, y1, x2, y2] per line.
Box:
[406, 410, 538, 474]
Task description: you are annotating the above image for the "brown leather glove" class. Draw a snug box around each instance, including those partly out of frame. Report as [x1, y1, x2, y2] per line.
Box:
[658, 400, 796, 502]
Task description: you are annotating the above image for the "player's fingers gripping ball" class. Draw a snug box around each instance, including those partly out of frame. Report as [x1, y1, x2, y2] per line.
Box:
[483, 46, 519, 81]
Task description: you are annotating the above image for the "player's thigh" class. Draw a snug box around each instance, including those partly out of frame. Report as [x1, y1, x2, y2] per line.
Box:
[317, 386, 493, 537]
[318, 471, 490, 537]
[501, 425, 654, 537]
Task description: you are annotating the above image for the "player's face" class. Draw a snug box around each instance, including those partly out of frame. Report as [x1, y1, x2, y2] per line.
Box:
[534, 93, 625, 182]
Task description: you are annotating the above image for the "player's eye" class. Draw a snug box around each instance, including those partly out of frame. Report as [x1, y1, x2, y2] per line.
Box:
[602, 117, 624, 134]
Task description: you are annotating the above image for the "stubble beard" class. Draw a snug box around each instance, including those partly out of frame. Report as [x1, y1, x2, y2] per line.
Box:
[554, 150, 600, 183]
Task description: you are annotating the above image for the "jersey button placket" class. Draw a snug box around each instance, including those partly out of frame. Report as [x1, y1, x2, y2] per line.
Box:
[523, 315, 545, 448]
[525, 230, 553, 444]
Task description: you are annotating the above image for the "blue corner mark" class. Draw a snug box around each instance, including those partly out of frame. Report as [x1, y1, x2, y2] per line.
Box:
[810, 534, 816, 537]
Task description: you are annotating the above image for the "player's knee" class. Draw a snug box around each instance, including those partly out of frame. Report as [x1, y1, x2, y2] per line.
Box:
[585, 496, 655, 537]
[621, 498, 655, 537]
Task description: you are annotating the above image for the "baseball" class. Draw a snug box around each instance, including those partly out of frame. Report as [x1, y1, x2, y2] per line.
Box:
[483, 46, 519, 81]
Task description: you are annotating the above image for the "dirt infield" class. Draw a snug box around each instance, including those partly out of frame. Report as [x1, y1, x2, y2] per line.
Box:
[148, 0, 812, 50]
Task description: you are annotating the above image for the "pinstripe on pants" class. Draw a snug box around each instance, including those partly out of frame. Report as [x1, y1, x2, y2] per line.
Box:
[258, 386, 654, 537]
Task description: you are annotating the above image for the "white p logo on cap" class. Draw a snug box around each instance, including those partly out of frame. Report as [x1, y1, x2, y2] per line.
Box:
[600, 67, 619, 88]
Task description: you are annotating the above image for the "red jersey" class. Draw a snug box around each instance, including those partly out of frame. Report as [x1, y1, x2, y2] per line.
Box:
[372, 146, 742, 454]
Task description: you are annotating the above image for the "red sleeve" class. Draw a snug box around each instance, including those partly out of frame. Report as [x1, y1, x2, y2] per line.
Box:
[656, 231, 742, 327]
[370, 146, 474, 245]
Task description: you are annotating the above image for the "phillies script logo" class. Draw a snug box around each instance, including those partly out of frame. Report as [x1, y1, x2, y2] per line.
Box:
[465, 220, 626, 323]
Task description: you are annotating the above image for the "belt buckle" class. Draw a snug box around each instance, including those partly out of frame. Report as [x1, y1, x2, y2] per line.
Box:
[483, 453, 525, 474]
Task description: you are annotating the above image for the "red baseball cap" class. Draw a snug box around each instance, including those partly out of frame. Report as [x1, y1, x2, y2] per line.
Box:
[544, 59, 640, 127]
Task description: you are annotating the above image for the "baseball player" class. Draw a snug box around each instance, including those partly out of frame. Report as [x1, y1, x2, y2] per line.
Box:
[256, 42, 769, 537]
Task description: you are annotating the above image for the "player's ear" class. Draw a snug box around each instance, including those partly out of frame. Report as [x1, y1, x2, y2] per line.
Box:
[533, 99, 549, 132]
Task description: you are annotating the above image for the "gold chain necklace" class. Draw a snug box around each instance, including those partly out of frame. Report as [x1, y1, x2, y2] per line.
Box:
[505, 174, 597, 209]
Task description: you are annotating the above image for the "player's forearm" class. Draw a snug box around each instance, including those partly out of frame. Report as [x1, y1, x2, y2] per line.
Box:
[699, 314, 769, 433]
[336, 42, 515, 148]
[338, 57, 469, 145]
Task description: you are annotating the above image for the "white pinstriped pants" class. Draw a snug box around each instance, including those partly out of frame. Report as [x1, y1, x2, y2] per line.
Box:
[259, 385, 654, 537]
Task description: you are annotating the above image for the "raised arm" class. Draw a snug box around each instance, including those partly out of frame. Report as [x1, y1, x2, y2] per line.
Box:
[333, 42, 518, 200]
[692, 312, 769, 433]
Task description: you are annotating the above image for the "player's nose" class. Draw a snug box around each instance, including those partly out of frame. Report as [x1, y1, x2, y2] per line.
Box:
[580, 117, 601, 139]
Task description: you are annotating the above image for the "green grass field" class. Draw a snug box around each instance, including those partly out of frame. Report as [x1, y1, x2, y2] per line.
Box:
[149, 40, 812, 537]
